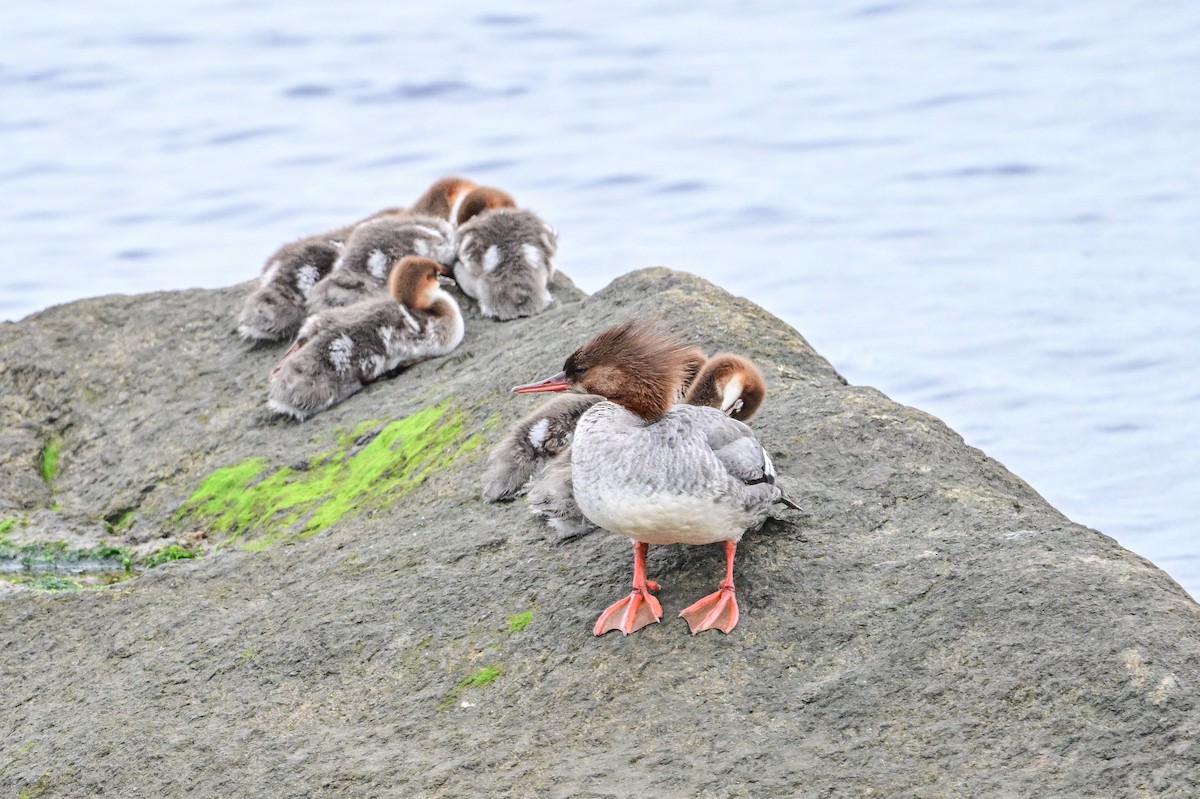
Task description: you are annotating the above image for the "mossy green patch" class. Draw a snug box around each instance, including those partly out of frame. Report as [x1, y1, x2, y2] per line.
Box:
[39, 437, 61, 485]
[175, 401, 485, 550]
[464, 665, 501, 687]
[507, 609, 534, 633]
[29, 574, 81, 591]
[142, 544, 196, 568]
[0, 518, 14, 536]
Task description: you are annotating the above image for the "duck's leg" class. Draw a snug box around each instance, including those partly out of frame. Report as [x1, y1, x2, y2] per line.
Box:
[679, 540, 739, 634]
[594, 541, 662, 636]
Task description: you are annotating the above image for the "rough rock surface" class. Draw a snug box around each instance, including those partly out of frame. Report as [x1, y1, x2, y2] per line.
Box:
[1, 268, 1197, 797]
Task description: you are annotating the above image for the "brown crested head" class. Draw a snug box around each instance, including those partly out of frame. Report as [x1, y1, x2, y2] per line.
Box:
[455, 186, 518, 225]
[561, 321, 699, 420]
[409, 176, 478, 220]
[388, 256, 454, 310]
[683, 353, 767, 421]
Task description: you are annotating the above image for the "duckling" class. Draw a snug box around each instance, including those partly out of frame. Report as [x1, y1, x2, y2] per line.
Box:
[409, 175, 478, 220]
[512, 321, 798, 635]
[237, 232, 349, 341]
[235, 204, 421, 342]
[519, 350, 770, 539]
[304, 178, 477, 313]
[454, 186, 559, 320]
[268, 256, 464, 421]
[682, 353, 767, 422]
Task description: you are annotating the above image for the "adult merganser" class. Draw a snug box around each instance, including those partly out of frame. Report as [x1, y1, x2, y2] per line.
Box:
[516, 351, 771, 539]
[454, 186, 559, 320]
[513, 321, 797, 635]
[268, 256, 464, 421]
[484, 344, 707, 502]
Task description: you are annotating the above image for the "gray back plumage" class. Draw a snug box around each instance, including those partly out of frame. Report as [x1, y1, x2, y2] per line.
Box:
[455, 209, 558, 320]
[572, 402, 782, 534]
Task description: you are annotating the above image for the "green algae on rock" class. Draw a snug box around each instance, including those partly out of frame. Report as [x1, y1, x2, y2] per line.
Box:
[174, 400, 485, 550]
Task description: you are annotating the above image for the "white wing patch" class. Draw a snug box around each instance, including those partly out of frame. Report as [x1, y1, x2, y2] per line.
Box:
[398, 304, 420, 334]
[378, 325, 395, 350]
[482, 245, 502, 273]
[413, 239, 430, 257]
[521, 243, 543, 271]
[328, 334, 354, 374]
[367, 249, 389, 280]
[411, 224, 444, 239]
[527, 418, 551, 451]
[296, 264, 320, 296]
[261, 259, 282, 286]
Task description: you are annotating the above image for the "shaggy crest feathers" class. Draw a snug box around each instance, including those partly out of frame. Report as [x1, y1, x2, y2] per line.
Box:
[456, 186, 518, 225]
[566, 320, 699, 420]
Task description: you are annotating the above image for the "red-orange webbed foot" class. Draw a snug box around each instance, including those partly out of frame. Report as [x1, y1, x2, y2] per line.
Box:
[594, 584, 662, 636]
[679, 582, 739, 634]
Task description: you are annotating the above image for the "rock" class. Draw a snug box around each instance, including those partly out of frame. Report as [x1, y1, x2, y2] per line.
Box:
[0, 268, 1197, 797]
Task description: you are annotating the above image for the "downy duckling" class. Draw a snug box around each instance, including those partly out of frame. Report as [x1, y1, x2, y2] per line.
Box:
[682, 353, 766, 422]
[235, 204, 420, 342]
[268, 256, 464, 421]
[305, 179, 477, 313]
[513, 321, 797, 636]
[409, 175, 478, 220]
[454, 186, 559, 320]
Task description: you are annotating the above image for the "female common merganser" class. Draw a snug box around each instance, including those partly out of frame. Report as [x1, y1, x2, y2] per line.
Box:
[483, 344, 707, 504]
[516, 351, 770, 539]
[268, 256, 464, 421]
[513, 322, 797, 635]
[453, 186, 559, 320]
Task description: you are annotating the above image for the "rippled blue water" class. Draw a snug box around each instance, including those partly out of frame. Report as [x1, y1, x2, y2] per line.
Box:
[3, 1, 1197, 596]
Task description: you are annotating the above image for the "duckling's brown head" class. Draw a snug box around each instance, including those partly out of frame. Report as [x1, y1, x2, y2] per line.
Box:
[513, 320, 698, 420]
[388, 256, 455, 310]
[455, 186, 518, 225]
[684, 353, 767, 421]
[409, 176, 478, 220]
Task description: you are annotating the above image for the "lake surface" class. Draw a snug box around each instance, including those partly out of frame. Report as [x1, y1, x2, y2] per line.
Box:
[3, 1, 1197, 596]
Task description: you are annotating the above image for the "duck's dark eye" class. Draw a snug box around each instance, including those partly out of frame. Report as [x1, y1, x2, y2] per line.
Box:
[572, 364, 588, 376]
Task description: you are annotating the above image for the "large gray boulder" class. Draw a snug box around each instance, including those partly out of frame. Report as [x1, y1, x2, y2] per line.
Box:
[1, 268, 1196, 797]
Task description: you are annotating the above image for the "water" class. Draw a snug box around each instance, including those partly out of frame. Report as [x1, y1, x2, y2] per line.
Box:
[2, 1, 1197, 596]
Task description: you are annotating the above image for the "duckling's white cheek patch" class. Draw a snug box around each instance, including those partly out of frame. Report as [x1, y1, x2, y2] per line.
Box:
[367, 250, 389, 280]
[527, 418, 551, 450]
[328, 334, 354, 374]
[296, 264, 320, 296]
[482, 245, 501, 273]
